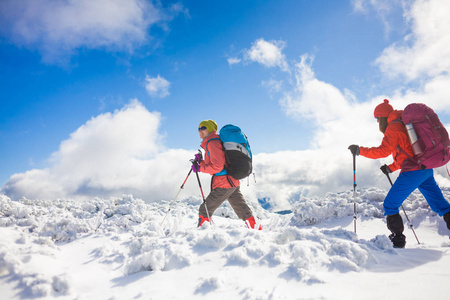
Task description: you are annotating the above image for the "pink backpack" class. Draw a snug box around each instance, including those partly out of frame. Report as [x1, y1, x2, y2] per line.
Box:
[400, 103, 450, 170]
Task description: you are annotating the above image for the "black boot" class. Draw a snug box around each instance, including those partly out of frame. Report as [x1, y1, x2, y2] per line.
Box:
[444, 212, 450, 230]
[388, 233, 406, 248]
[387, 213, 406, 248]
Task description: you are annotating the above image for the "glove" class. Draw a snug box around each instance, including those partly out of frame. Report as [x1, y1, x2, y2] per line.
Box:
[194, 152, 203, 163]
[380, 164, 391, 175]
[191, 163, 200, 173]
[348, 145, 360, 156]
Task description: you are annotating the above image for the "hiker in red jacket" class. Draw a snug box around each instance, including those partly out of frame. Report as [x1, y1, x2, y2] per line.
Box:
[192, 119, 261, 229]
[349, 99, 450, 248]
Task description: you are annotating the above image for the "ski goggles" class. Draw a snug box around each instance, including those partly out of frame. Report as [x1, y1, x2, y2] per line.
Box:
[198, 126, 208, 131]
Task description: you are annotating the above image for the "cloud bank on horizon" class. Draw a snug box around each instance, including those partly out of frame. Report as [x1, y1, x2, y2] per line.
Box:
[2, 0, 450, 209]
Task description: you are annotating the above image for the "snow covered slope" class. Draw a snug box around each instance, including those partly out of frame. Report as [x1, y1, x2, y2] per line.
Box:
[1, 188, 450, 299]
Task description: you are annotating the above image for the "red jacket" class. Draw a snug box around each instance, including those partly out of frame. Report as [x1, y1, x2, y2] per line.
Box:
[199, 132, 240, 189]
[359, 110, 416, 172]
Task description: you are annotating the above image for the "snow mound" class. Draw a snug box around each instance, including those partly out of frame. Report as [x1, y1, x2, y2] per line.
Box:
[1, 187, 450, 299]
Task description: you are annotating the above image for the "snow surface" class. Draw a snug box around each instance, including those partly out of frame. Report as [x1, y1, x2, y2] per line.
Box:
[1, 187, 450, 300]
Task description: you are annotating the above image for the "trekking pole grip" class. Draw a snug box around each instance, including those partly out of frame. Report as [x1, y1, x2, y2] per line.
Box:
[385, 172, 394, 186]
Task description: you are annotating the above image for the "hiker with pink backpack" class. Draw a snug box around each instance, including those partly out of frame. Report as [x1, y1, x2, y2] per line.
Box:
[349, 99, 450, 248]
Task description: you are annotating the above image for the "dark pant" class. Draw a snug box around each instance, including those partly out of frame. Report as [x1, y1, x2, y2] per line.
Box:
[199, 186, 253, 220]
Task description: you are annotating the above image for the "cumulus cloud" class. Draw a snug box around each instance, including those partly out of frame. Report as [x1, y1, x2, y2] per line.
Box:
[0, 0, 184, 64]
[247, 55, 392, 209]
[242, 20, 450, 209]
[248, 56, 450, 209]
[145, 75, 171, 98]
[0, 92, 382, 209]
[1, 100, 202, 202]
[350, 0, 450, 116]
[375, 0, 450, 81]
[245, 38, 289, 71]
[218, 0, 450, 210]
[280, 54, 355, 124]
[248, 0, 450, 209]
[214, 34, 386, 209]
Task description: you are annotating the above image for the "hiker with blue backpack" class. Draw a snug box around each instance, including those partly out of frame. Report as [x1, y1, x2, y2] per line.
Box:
[191, 119, 261, 229]
[349, 99, 450, 248]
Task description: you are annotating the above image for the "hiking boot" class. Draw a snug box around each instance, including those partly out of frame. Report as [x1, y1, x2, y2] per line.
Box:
[387, 213, 405, 248]
[444, 212, 450, 230]
[198, 215, 210, 227]
[389, 233, 406, 248]
[245, 216, 262, 230]
[386, 213, 404, 234]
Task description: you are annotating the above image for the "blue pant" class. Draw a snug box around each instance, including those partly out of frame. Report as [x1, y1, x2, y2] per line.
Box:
[384, 169, 450, 216]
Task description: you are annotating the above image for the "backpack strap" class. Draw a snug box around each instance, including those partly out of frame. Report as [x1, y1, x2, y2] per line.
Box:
[205, 138, 220, 158]
[390, 117, 403, 125]
[397, 145, 426, 170]
[392, 117, 427, 170]
[205, 138, 228, 177]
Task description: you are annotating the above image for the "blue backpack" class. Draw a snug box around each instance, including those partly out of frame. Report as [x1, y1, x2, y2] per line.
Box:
[206, 124, 253, 180]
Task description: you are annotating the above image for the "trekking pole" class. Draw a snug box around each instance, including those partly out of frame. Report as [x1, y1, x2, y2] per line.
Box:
[191, 159, 213, 225]
[385, 172, 420, 245]
[160, 168, 193, 227]
[352, 153, 357, 233]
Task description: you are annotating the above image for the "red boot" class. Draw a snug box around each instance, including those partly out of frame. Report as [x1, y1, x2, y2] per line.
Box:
[245, 216, 262, 230]
[198, 215, 210, 227]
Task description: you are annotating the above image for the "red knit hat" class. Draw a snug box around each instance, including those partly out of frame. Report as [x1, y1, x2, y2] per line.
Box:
[373, 99, 393, 118]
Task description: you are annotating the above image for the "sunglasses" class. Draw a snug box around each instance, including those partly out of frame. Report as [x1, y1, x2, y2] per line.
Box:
[198, 126, 208, 131]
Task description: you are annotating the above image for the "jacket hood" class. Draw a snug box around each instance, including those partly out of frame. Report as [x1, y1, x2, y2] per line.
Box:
[200, 131, 219, 148]
[388, 110, 403, 123]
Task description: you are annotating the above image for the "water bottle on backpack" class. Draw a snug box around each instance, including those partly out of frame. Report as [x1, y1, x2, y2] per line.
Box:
[404, 123, 423, 156]
[401, 103, 450, 170]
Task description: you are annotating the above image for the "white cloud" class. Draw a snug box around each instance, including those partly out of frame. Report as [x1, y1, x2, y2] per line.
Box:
[280, 54, 354, 125]
[228, 1, 450, 209]
[248, 54, 390, 207]
[1, 93, 385, 209]
[255, 50, 450, 208]
[351, 0, 450, 116]
[2, 96, 449, 210]
[264, 0, 450, 206]
[245, 38, 289, 71]
[262, 79, 283, 93]
[227, 57, 241, 65]
[0, 0, 183, 64]
[351, 0, 403, 37]
[1, 100, 201, 201]
[375, 0, 450, 81]
[388, 75, 450, 115]
[351, 0, 395, 14]
[145, 75, 171, 98]
[351, 0, 366, 13]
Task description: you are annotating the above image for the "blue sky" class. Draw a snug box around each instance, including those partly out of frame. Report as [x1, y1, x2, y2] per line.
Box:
[1, 0, 450, 204]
